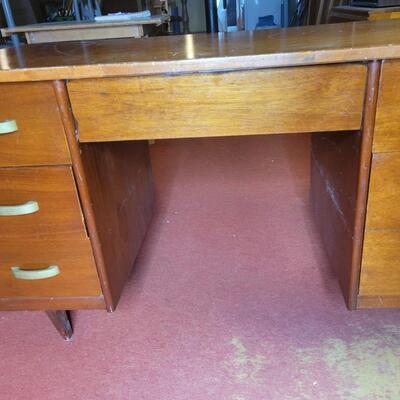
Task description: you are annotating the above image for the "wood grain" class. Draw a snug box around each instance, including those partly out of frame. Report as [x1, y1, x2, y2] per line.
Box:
[56, 74, 154, 311]
[0, 296, 104, 311]
[0, 82, 70, 167]
[329, 5, 400, 23]
[359, 230, 400, 298]
[351, 61, 382, 309]
[1, 19, 400, 82]
[0, 238, 102, 300]
[374, 60, 400, 152]
[364, 152, 400, 229]
[25, 25, 144, 44]
[357, 295, 400, 308]
[311, 132, 361, 225]
[0, 166, 87, 240]
[310, 132, 361, 309]
[80, 140, 154, 309]
[1, 17, 165, 34]
[53, 80, 114, 310]
[358, 152, 400, 303]
[69, 64, 366, 143]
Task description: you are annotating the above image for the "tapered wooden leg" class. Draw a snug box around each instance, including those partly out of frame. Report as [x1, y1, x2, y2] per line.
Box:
[45, 310, 73, 340]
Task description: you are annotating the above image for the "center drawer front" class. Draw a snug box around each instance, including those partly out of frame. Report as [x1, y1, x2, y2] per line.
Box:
[0, 238, 101, 299]
[0, 167, 87, 239]
[0, 81, 71, 167]
[68, 64, 367, 143]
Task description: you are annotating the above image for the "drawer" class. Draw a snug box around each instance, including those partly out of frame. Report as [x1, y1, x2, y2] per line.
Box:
[364, 152, 400, 230]
[359, 231, 400, 298]
[68, 64, 366, 142]
[0, 238, 101, 298]
[0, 167, 87, 239]
[0, 81, 71, 167]
[359, 151, 400, 302]
[374, 60, 400, 152]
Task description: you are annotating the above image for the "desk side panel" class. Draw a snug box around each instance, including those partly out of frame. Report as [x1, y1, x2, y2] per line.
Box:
[310, 131, 362, 308]
[54, 81, 154, 310]
[310, 61, 381, 310]
[68, 64, 366, 142]
[79, 141, 154, 309]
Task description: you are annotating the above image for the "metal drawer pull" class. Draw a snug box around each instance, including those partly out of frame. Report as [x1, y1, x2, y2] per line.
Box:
[11, 265, 60, 280]
[0, 119, 18, 135]
[0, 201, 39, 216]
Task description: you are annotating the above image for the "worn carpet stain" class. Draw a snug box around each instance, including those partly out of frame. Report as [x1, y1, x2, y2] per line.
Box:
[224, 337, 267, 385]
[294, 325, 400, 400]
[231, 395, 248, 400]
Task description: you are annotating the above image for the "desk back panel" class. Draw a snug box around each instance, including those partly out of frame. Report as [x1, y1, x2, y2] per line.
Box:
[68, 64, 366, 143]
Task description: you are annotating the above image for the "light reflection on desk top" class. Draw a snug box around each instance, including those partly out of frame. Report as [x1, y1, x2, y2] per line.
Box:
[1, 19, 400, 82]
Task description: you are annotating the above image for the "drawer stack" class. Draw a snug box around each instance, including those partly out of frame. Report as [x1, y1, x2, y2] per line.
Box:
[358, 60, 400, 307]
[0, 82, 102, 310]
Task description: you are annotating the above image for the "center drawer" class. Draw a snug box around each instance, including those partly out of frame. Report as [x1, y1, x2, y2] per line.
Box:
[0, 166, 87, 239]
[68, 64, 367, 142]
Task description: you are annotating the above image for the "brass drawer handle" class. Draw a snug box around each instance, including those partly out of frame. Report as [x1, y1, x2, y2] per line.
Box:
[11, 265, 60, 280]
[0, 201, 39, 216]
[0, 119, 18, 135]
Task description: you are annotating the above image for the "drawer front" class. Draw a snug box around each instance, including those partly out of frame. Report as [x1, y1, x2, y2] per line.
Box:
[68, 64, 366, 143]
[363, 152, 400, 230]
[374, 60, 400, 152]
[0, 167, 87, 239]
[359, 231, 400, 298]
[0, 81, 71, 167]
[359, 152, 400, 299]
[0, 238, 101, 298]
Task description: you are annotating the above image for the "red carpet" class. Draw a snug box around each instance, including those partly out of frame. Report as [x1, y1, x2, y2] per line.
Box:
[1, 135, 399, 399]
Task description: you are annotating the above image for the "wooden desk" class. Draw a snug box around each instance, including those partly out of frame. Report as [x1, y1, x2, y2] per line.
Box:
[1, 20, 400, 339]
[1, 17, 167, 44]
[330, 5, 400, 22]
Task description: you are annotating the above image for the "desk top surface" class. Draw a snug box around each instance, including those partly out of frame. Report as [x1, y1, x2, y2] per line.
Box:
[1, 19, 400, 82]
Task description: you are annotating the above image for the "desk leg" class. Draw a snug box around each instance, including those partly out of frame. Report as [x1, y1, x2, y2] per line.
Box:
[46, 310, 73, 341]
